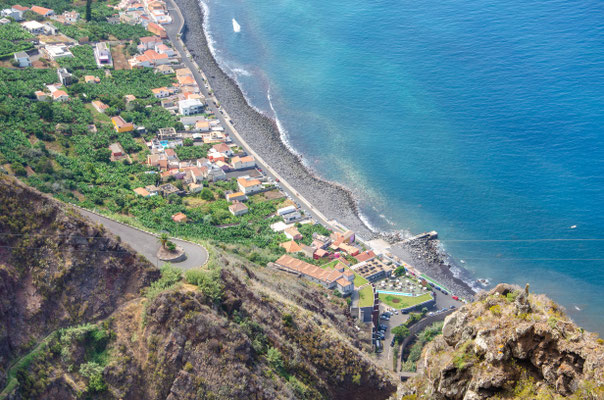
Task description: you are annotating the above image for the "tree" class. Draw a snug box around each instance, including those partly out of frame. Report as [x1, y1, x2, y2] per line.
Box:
[86, 0, 93, 22]
[159, 233, 169, 249]
[394, 266, 406, 277]
[392, 325, 410, 343]
[200, 188, 214, 201]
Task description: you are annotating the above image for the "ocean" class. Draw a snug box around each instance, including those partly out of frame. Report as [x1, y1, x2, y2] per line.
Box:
[199, 0, 604, 332]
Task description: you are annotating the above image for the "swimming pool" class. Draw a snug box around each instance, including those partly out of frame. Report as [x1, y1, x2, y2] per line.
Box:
[376, 290, 416, 297]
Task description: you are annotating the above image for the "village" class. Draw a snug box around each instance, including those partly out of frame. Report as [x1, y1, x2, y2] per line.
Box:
[0, 0, 465, 364]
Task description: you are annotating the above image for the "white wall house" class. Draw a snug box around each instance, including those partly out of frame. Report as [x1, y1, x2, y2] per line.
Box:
[178, 99, 203, 116]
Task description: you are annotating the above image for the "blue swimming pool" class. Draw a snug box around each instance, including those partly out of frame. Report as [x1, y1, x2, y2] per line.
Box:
[376, 290, 416, 297]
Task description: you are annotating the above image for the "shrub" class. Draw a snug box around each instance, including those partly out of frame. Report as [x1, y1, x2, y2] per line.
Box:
[266, 347, 283, 370]
[184, 268, 223, 303]
[200, 188, 214, 201]
[144, 263, 182, 299]
[282, 313, 293, 327]
[489, 305, 502, 316]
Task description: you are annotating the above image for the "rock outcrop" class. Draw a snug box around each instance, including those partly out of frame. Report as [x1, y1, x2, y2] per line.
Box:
[400, 283, 604, 399]
[0, 177, 159, 389]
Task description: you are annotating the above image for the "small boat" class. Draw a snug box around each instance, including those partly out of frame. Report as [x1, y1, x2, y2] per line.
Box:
[574, 306, 582, 311]
[570, 225, 577, 229]
[232, 18, 241, 33]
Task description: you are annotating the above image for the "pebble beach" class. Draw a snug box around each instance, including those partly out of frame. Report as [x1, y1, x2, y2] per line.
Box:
[173, 0, 477, 300]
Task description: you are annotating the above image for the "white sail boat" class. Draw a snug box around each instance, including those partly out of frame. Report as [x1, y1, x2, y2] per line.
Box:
[232, 18, 241, 33]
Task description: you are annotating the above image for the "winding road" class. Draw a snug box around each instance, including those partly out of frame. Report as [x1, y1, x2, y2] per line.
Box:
[77, 209, 208, 270]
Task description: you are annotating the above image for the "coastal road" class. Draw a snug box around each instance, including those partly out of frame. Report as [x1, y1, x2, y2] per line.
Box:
[164, 0, 343, 233]
[77, 208, 209, 270]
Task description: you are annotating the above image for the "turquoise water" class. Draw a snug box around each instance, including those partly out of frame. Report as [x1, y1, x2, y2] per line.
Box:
[201, 0, 604, 332]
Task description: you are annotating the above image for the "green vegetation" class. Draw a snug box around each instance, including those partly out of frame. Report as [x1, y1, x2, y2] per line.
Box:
[353, 272, 369, 287]
[144, 263, 182, 300]
[174, 143, 211, 160]
[358, 285, 374, 307]
[184, 268, 223, 303]
[378, 292, 432, 309]
[392, 325, 410, 343]
[420, 273, 448, 292]
[0, 22, 35, 57]
[57, 20, 151, 42]
[57, 45, 97, 70]
[401, 321, 443, 372]
[394, 265, 406, 276]
[297, 222, 331, 246]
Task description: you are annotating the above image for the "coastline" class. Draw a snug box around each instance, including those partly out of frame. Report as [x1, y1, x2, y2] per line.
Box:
[172, 0, 477, 300]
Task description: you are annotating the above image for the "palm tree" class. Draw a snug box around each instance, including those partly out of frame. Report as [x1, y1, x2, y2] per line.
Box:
[159, 233, 169, 249]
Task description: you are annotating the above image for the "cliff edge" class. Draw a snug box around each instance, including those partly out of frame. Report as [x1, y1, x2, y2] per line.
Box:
[400, 283, 604, 399]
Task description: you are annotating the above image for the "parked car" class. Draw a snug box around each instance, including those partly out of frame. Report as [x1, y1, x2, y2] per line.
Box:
[394, 310, 399, 315]
[450, 305, 456, 309]
[390, 339, 396, 347]
[452, 295, 459, 300]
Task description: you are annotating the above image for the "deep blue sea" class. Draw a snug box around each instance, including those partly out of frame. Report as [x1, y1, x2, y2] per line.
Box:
[200, 0, 604, 332]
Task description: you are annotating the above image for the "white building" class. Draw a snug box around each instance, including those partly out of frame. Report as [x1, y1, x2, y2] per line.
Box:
[44, 45, 73, 61]
[237, 177, 263, 195]
[94, 42, 113, 68]
[178, 98, 203, 116]
[21, 20, 46, 35]
[13, 51, 31, 67]
[231, 155, 256, 170]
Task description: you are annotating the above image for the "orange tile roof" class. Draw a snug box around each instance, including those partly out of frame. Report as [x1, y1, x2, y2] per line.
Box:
[280, 241, 302, 253]
[275, 255, 344, 285]
[52, 90, 68, 99]
[177, 75, 195, 85]
[133, 187, 150, 196]
[172, 212, 187, 222]
[354, 250, 376, 263]
[237, 177, 261, 187]
[30, 5, 52, 15]
[336, 277, 352, 287]
[143, 49, 168, 61]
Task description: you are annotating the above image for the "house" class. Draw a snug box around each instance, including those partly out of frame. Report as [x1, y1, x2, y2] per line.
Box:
[56, 68, 73, 86]
[176, 74, 196, 86]
[147, 22, 167, 38]
[354, 250, 376, 263]
[151, 87, 170, 98]
[204, 165, 227, 182]
[111, 116, 134, 133]
[211, 143, 232, 156]
[188, 182, 203, 193]
[138, 36, 162, 50]
[314, 248, 329, 260]
[171, 212, 187, 223]
[226, 192, 247, 202]
[331, 241, 359, 257]
[274, 255, 346, 290]
[133, 187, 151, 197]
[301, 245, 315, 259]
[30, 5, 54, 17]
[145, 185, 160, 196]
[155, 64, 174, 75]
[109, 142, 125, 158]
[164, 148, 178, 161]
[178, 98, 203, 116]
[278, 206, 297, 216]
[44, 44, 73, 60]
[283, 211, 301, 223]
[52, 90, 69, 102]
[21, 20, 46, 34]
[92, 100, 109, 113]
[34, 90, 48, 101]
[335, 278, 354, 295]
[94, 42, 113, 67]
[62, 10, 79, 23]
[284, 226, 302, 241]
[84, 75, 100, 84]
[280, 240, 302, 253]
[231, 155, 256, 170]
[155, 43, 176, 57]
[13, 51, 31, 67]
[237, 177, 262, 195]
[159, 183, 181, 197]
[186, 167, 204, 184]
[331, 230, 355, 244]
[228, 202, 249, 216]
[2, 6, 26, 21]
[192, 120, 210, 132]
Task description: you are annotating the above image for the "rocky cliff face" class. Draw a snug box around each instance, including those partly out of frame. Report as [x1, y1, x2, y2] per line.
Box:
[0, 177, 159, 389]
[400, 284, 604, 399]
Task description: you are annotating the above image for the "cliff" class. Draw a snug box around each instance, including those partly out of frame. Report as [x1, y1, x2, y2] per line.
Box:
[0, 176, 160, 391]
[400, 283, 604, 399]
[0, 179, 396, 399]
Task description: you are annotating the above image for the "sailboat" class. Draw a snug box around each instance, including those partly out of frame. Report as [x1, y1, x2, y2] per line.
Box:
[232, 18, 241, 33]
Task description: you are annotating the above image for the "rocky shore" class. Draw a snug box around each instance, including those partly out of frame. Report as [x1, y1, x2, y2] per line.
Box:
[175, 0, 373, 240]
[173, 0, 476, 300]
